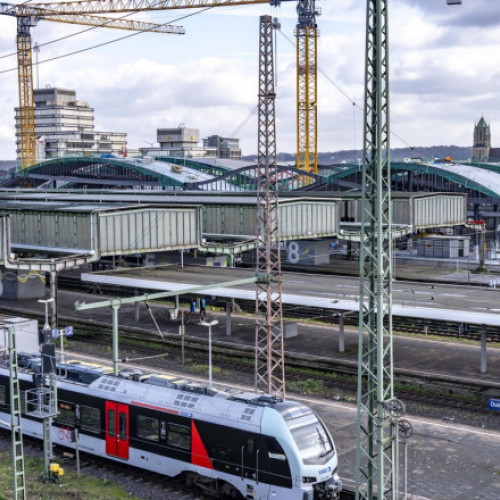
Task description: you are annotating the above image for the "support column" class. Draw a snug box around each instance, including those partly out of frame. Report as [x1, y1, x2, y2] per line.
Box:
[338, 312, 345, 353]
[49, 269, 57, 328]
[225, 299, 232, 337]
[134, 289, 140, 322]
[111, 303, 120, 376]
[480, 324, 487, 374]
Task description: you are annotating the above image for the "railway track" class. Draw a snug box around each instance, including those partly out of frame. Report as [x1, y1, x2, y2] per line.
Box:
[1, 274, 498, 419]
[59, 317, 498, 418]
[1, 277, 498, 417]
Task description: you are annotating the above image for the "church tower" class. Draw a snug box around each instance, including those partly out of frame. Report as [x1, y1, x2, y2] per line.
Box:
[472, 116, 491, 162]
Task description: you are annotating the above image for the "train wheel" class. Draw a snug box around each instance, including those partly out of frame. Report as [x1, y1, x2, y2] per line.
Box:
[220, 482, 241, 499]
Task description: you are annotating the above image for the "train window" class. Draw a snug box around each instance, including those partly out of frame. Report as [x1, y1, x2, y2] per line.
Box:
[265, 437, 287, 462]
[56, 401, 75, 425]
[167, 423, 190, 450]
[119, 412, 127, 441]
[289, 413, 333, 462]
[81, 405, 101, 434]
[107, 409, 115, 437]
[137, 415, 160, 442]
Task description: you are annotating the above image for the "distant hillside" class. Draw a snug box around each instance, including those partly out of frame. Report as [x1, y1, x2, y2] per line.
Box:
[244, 146, 473, 165]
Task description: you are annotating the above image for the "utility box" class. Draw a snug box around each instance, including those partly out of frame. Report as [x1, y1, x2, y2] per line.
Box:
[0, 316, 39, 354]
[416, 236, 470, 259]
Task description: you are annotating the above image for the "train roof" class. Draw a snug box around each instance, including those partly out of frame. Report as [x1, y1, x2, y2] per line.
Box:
[88, 374, 291, 429]
[3, 353, 312, 429]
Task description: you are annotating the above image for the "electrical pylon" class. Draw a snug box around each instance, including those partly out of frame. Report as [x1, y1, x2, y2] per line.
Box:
[355, 1, 396, 499]
[255, 14, 285, 398]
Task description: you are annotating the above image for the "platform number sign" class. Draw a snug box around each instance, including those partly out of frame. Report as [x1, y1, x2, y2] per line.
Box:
[51, 326, 74, 339]
[488, 399, 500, 411]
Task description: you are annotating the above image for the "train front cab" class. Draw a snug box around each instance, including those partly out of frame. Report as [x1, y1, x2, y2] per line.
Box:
[263, 402, 342, 500]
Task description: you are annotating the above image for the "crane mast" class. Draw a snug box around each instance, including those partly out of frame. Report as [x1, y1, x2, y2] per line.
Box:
[30, 0, 319, 177]
[16, 16, 37, 170]
[295, 0, 318, 179]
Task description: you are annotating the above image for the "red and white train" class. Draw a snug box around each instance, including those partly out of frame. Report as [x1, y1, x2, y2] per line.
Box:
[0, 355, 342, 499]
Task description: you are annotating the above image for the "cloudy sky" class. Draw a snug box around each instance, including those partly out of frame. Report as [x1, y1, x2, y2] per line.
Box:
[0, 0, 498, 160]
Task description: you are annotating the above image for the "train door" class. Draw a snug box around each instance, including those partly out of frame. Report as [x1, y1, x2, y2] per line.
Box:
[105, 401, 129, 460]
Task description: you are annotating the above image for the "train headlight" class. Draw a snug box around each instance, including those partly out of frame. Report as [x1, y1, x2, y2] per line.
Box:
[302, 476, 316, 483]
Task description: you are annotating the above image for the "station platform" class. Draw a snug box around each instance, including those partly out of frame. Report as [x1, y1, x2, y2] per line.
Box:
[0, 285, 499, 392]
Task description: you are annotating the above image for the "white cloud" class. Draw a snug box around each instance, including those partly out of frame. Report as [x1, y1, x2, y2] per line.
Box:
[0, 0, 498, 159]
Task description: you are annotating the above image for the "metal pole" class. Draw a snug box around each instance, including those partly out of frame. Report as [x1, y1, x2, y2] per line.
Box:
[134, 289, 140, 322]
[208, 323, 212, 388]
[403, 440, 408, 499]
[480, 324, 487, 374]
[181, 310, 185, 367]
[60, 330, 64, 364]
[338, 313, 344, 352]
[74, 428, 80, 477]
[468, 253, 470, 283]
[226, 299, 232, 337]
[395, 423, 399, 499]
[44, 302, 49, 327]
[111, 304, 120, 376]
[50, 270, 57, 329]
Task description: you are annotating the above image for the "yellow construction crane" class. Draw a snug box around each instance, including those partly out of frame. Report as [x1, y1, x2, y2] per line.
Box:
[0, 3, 185, 170]
[296, 0, 318, 177]
[28, 0, 320, 176]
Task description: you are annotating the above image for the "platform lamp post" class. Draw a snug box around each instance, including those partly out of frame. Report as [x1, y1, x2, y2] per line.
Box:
[200, 320, 218, 388]
[38, 297, 55, 330]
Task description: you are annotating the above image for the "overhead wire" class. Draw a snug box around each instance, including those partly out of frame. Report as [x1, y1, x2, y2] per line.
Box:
[0, 2, 422, 154]
[0, 4, 215, 73]
[276, 27, 422, 154]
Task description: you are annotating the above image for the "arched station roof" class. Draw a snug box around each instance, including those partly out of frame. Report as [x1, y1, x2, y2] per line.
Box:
[318, 160, 500, 197]
[0, 156, 318, 192]
[4, 156, 500, 197]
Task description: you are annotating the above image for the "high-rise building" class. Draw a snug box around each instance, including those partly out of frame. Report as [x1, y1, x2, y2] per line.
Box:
[203, 135, 242, 160]
[154, 126, 211, 157]
[15, 87, 127, 161]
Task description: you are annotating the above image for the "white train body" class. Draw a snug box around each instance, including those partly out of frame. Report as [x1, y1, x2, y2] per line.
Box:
[0, 356, 342, 499]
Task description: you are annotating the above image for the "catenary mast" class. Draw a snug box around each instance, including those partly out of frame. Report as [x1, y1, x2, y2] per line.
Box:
[255, 14, 285, 398]
[355, 0, 396, 498]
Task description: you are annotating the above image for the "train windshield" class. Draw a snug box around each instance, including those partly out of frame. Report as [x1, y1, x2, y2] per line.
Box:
[287, 411, 334, 462]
